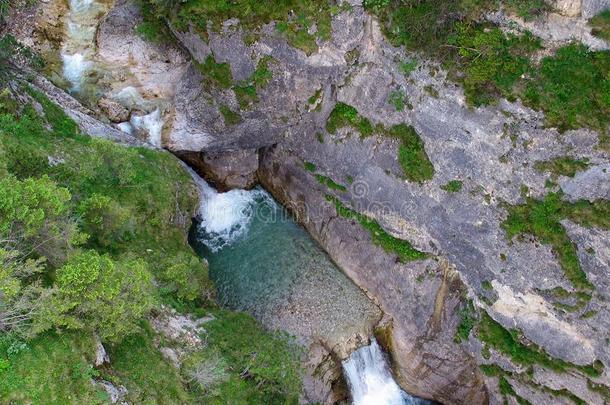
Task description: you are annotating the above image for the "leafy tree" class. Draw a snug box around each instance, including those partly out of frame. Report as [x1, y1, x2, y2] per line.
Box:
[0, 175, 84, 266]
[35, 251, 156, 342]
[77, 194, 135, 251]
[0, 248, 51, 336]
[160, 252, 210, 301]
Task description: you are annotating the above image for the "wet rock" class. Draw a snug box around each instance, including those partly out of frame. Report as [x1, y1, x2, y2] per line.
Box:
[178, 149, 259, 190]
[98, 97, 130, 122]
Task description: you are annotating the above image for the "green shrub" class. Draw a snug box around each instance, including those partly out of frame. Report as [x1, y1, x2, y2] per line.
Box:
[447, 24, 540, 106]
[441, 180, 463, 192]
[387, 124, 435, 183]
[315, 174, 347, 192]
[35, 251, 155, 343]
[533, 156, 589, 178]
[303, 161, 317, 172]
[399, 59, 418, 75]
[233, 84, 258, 109]
[326, 102, 373, 136]
[196, 56, 233, 89]
[454, 300, 476, 343]
[219, 104, 241, 125]
[523, 44, 610, 132]
[388, 89, 406, 111]
[590, 9, 610, 42]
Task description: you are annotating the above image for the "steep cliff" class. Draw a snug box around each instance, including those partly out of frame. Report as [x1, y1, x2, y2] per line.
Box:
[6, 0, 610, 403]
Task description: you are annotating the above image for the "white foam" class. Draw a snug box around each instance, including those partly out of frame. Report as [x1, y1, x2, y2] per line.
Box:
[130, 109, 164, 147]
[61, 52, 92, 91]
[69, 0, 94, 14]
[343, 339, 412, 405]
[188, 174, 271, 252]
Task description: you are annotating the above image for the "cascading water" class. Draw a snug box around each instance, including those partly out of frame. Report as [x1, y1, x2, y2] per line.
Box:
[59, 0, 170, 146]
[61, 0, 102, 91]
[343, 339, 433, 405]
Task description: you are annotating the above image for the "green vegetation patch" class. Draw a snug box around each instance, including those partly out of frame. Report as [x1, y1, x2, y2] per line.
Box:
[523, 44, 610, 132]
[326, 195, 427, 262]
[0, 332, 108, 403]
[173, 0, 345, 55]
[315, 174, 347, 192]
[502, 192, 610, 292]
[304, 161, 317, 172]
[505, 0, 551, 20]
[251, 55, 274, 87]
[326, 102, 374, 136]
[446, 24, 541, 106]
[325, 104, 434, 182]
[534, 156, 589, 178]
[388, 89, 406, 111]
[232, 56, 274, 109]
[203, 310, 302, 404]
[104, 324, 194, 403]
[478, 311, 603, 377]
[196, 55, 233, 89]
[135, 0, 172, 43]
[387, 123, 435, 183]
[441, 179, 463, 193]
[219, 104, 242, 125]
[368, 2, 610, 133]
[399, 59, 418, 75]
[233, 84, 258, 109]
[454, 299, 477, 343]
[590, 9, 610, 42]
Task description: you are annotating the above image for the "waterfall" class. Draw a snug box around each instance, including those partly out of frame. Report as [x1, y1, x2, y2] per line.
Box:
[188, 171, 270, 252]
[61, 0, 101, 91]
[130, 109, 165, 147]
[343, 339, 428, 405]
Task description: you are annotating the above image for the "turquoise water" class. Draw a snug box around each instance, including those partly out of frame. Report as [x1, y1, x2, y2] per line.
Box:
[190, 188, 308, 317]
[188, 180, 380, 347]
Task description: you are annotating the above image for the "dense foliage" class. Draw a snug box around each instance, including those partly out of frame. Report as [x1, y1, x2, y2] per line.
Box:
[0, 82, 302, 403]
[590, 9, 610, 42]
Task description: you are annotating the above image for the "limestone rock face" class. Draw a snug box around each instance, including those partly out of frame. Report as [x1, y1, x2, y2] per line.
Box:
[96, 0, 189, 100]
[178, 149, 259, 190]
[162, 4, 610, 404]
[553, 0, 582, 16]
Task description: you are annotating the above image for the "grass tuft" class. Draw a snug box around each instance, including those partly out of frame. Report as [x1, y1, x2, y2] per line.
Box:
[326, 195, 427, 263]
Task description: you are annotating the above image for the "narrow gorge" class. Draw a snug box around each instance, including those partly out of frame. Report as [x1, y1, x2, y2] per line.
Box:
[1, 0, 610, 403]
